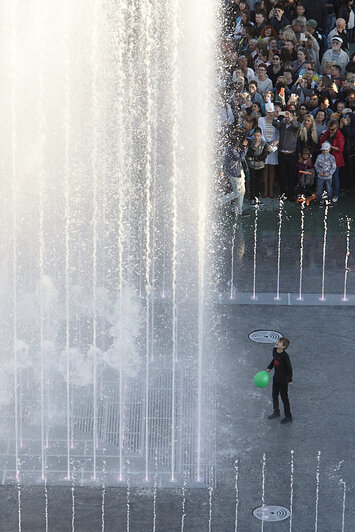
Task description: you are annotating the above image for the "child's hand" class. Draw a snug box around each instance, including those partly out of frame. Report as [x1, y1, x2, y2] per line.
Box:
[266, 368, 270, 372]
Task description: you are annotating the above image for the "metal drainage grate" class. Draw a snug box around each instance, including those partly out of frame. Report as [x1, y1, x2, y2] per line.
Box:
[248, 330, 283, 343]
[253, 505, 291, 521]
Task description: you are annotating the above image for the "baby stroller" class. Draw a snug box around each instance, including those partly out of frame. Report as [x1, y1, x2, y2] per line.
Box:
[296, 166, 316, 206]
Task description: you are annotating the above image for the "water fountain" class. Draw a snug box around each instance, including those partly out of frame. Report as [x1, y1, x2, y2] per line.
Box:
[0, 0, 217, 488]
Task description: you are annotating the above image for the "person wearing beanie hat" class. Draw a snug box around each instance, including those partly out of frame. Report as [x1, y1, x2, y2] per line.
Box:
[314, 142, 336, 205]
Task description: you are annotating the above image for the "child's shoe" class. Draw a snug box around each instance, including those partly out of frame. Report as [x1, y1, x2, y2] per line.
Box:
[267, 412, 280, 419]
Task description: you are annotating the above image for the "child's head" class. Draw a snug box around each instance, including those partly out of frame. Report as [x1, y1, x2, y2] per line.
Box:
[321, 141, 331, 154]
[275, 337, 290, 350]
[302, 147, 311, 160]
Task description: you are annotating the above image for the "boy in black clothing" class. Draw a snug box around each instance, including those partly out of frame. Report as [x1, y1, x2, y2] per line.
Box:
[266, 337, 293, 424]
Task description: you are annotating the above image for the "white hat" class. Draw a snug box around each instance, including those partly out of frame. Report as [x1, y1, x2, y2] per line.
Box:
[342, 108, 352, 115]
[265, 100, 275, 112]
[332, 36, 343, 43]
[321, 142, 331, 151]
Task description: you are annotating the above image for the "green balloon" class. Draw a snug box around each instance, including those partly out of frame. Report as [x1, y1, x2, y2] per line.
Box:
[254, 370, 270, 388]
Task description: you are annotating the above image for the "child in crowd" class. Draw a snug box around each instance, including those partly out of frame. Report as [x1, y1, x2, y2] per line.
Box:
[266, 337, 293, 424]
[296, 147, 315, 202]
[314, 142, 336, 206]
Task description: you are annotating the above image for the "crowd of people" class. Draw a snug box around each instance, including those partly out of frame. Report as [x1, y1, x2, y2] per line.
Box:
[219, 0, 355, 216]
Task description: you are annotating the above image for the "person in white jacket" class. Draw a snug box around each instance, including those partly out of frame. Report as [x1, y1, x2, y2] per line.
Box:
[321, 36, 349, 76]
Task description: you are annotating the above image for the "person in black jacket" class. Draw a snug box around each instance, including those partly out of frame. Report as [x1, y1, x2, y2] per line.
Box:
[339, 110, 355, 191]
[303, 0, 328, 32]
[266, 337, 293, 424]
[246, 127, 269, 204]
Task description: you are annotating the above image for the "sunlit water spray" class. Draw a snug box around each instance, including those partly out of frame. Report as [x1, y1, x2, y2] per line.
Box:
[44, 477, 48, 532]
[37, 0, 48, 481]
[342, 217, 351, 301]
[251, 203, 259, 300]
[143, 0, 155, 482]
[339, 479, 346, 532]
[297, 202, 305, 301]
[274, 196, 284, 301]
[63, 0, 72, 482]
[126, 462, 131, 532]
[261, 453, 266, 532]
[181, 471, 188, 531]
[208, 468, 214, 532]
[71, 465, 76, 532]
[230, 222, 237, 299]
[90, 0, 100, 480]
[10, 0, 19, 484]
[234, 459, 239, 532]
[101, 456, 106, 532]
[0, 0, 216, 489]
[153, 452, 158, 532]
[289, 450, 294, 532]
[319, 204, 329, 301]
[170, 0, 180, 482]
[314, 451, 321, 532]
[17, 468, 22, 532]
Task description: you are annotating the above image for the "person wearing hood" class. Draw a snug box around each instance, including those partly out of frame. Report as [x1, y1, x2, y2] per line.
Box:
[339, 110, 355, 192]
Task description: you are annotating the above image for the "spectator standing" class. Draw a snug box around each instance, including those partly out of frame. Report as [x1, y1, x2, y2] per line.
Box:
[337, 1, 355, 43]
[321, 36, 349, 76]
[247, 127, 269, 203]
[345, 52, 355, 73]
[314, 109, 328, 139]
[339, 110, 355, 191]
[302, 0, 328, 33]
[293, 48, 308, 78]
[314, 142, 337, 204]
[327, 17, 349, 49]
[297, 114, 318, 157]
[258, 100, 279, 197]
[270, 3, 290, 34]
[254, 10, 267, 36]
[273, 110, 301, 199]
[320, 120, 345, 202]
[254, 63, 273, 93]
[267, 53, 283, 85]
[284, 0, 297, 22]
[305, 19, 323, 50]
[220, 137, 251, 216]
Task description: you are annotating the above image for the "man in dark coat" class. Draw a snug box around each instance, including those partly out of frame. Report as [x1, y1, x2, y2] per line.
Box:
[302, 0, 328, 32]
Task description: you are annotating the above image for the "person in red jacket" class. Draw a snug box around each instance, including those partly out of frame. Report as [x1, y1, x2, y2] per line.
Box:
[319, 120, 345, 202]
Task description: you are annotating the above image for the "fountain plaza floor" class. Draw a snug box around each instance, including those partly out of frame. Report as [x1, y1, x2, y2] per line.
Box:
[0, 197, 354, 530]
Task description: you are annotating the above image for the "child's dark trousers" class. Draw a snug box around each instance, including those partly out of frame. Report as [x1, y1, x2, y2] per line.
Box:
[272, 378, 292, 418]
